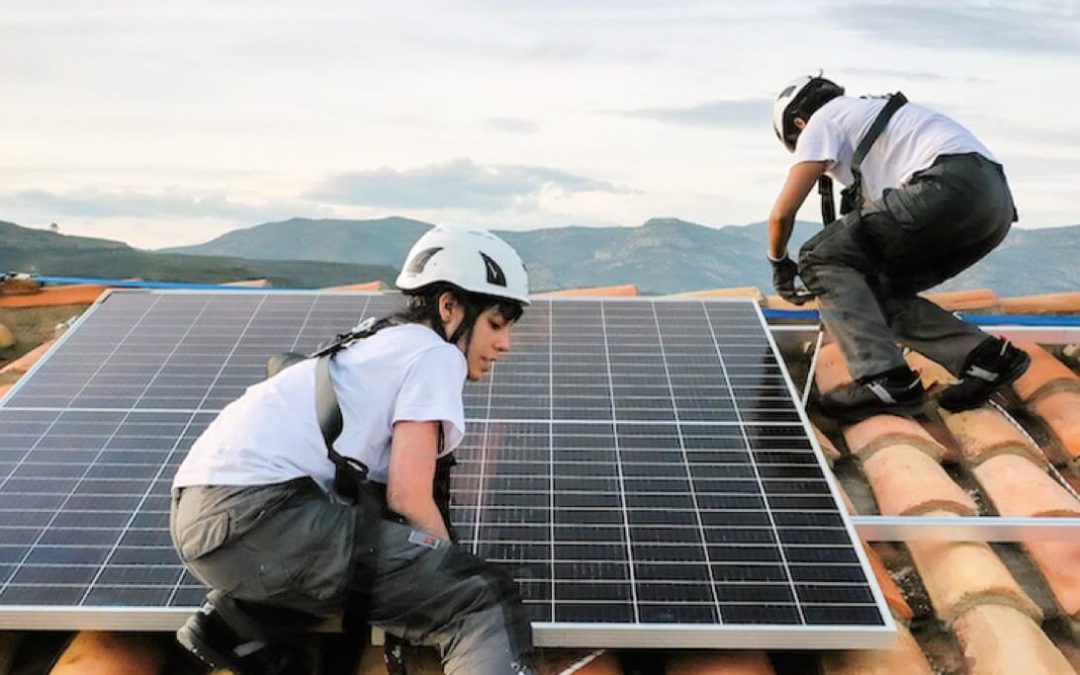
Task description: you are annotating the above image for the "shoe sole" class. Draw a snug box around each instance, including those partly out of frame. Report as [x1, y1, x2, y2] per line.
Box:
[177, 621, 253, 675]
[819, 397, 927, 424]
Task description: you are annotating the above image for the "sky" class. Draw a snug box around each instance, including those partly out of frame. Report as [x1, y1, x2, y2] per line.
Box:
[2, 0, 1078, 249]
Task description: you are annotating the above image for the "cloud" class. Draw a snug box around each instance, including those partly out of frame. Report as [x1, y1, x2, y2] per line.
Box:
[614, 99, 772, 129]
[485, 117, 541, 134]
[838, 67, 954, 82]
[832, 3, 1080, 53]
[305, 158, 625, 210]
[0, 188, 327, 222]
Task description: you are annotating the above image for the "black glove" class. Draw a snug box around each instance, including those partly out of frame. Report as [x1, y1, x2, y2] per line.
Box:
[770, 255, 813, 306]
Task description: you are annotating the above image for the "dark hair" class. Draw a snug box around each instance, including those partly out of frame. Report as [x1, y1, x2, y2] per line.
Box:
[781, 77, 845, 149]
[792, 77, 844, 120]
[391, 282, 524, 342]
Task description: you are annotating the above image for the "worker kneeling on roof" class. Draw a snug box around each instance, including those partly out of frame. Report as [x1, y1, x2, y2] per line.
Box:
[170, 226, 536, 675]
[767, 74, 1030, 422]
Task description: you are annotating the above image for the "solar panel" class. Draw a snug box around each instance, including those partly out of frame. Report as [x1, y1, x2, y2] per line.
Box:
[0, 290, 894, 648]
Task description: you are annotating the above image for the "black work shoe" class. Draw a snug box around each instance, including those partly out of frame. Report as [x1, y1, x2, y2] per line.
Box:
[938, 337, 1031, 412]
[819, 368, 926, 423]
[176, 595, 307, 675]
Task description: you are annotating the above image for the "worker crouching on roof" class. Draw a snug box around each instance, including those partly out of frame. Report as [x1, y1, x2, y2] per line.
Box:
[169, 226, 536, 675]
[767, 74, 1030, 422]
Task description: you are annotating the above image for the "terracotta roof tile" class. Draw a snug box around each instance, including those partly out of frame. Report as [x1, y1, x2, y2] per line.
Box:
[0, 284, 106, 308]
[666, 651, 775, 674]
[765, 294, 818, 311]
[832, 481, 914, 620]
[813, 342, 852, 394]
[542, 649, 624, 674]
[861, 444, 976, 516]
[1068, 472, 1080, 496]
[48, 631, 165, 675]
[0, 383, 12, 399]
[0, 322, 14, 349]
[1000, 292, 1080, 315]
[951, 604, 1075, 675]
[939, 407, 1046, 466]
[907, 513, 1043, 625]
[321, 281, 388, 291]
[819, 621, 932, 675]
[1023, 539, 1080, 620]
[814, 426, 842, 466]
[905, 351, 956, 389]
[1013, 342, 1080, 403]
[0, 338, 56, 376]
[864, 543, 915, 622]
[843, 415, 945, 462]
[1029, 390, 1080, 469]
[836, 480, 858, 516]
[535, 284, 638, 297]
[922, 288, 1000, 313]
[972, 454, 1080, 517]
[669, 287, 766, 303]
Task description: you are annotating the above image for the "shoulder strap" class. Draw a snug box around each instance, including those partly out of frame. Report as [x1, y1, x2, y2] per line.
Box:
[312, 317, 396, 496]
[851, 92, 907, 177]
[310, 317, 395, 359]
[839, 92, 908, 215]
[816, 93, 907, 225]
[315, 355, 349, 467]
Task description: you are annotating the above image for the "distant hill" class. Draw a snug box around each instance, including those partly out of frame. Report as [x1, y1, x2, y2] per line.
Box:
[162, 216, 1080, 296]
[0, 220, 397, 288]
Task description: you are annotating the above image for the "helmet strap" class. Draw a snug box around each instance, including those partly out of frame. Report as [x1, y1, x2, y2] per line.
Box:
[429, 301, 449, 341]
[448, 303, 481, 347]
[429, 291, 481, 348]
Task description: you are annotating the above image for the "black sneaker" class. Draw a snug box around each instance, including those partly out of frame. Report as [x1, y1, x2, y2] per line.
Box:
[176, 594, 307, 675]
[938, 337, 1031, 412]
[819, 368, 926, 423]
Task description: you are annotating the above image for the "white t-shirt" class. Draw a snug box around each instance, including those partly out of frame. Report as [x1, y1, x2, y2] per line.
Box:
[793, 96, 997, 203]
[173, 323, 467, 492]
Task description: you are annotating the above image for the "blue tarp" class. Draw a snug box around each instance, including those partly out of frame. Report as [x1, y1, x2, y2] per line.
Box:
[28, 275, 1080, 328]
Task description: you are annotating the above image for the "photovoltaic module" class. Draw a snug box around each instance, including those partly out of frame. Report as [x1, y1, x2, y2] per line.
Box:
[0, 290, 893, 648]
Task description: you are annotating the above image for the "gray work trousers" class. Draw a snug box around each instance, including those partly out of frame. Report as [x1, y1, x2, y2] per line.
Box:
[798, 153, 1016, 380]
[170, 477, 533, 675]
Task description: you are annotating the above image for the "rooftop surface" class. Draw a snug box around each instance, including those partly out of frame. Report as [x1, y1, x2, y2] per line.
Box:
[1, 281, 1078, 674]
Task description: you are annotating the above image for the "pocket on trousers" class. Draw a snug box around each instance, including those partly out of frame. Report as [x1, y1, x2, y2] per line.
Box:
[177, 511, 230, 561]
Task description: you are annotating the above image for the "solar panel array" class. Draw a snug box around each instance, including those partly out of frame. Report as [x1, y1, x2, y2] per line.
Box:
[0, 290, 892, 647]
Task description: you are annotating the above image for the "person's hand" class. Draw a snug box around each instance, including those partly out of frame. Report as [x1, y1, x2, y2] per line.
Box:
[769, 255, 813, 306]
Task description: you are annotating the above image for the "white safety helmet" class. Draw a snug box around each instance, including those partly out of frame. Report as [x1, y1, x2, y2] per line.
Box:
[772, 74, 844, 152]
[396, 226, 530, 305]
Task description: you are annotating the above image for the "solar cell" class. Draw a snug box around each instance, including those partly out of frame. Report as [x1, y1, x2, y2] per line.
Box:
[0, 290, 893, 647]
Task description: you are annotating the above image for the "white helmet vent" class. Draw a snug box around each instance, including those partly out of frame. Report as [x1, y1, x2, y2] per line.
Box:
[405, 247, 444, 274]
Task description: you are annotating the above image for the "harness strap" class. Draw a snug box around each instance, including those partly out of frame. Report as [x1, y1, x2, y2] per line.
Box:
[312, 317, 397, 498]
[839, 92, 908, 215]
[818, 176, 836, 226]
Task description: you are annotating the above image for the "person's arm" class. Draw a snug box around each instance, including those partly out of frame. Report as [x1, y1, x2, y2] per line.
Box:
[386, 420, 450, 540]
[767, 160, 828, 259]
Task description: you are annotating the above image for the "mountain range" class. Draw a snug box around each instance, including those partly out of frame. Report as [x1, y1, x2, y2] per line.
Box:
[0, 220, 397, 288]
[165, 216, 1080, 296]
[2, 216, 1076, 296]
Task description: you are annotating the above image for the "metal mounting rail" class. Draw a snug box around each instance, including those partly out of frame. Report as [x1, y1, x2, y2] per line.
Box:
[851, 515, 1080, 542]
